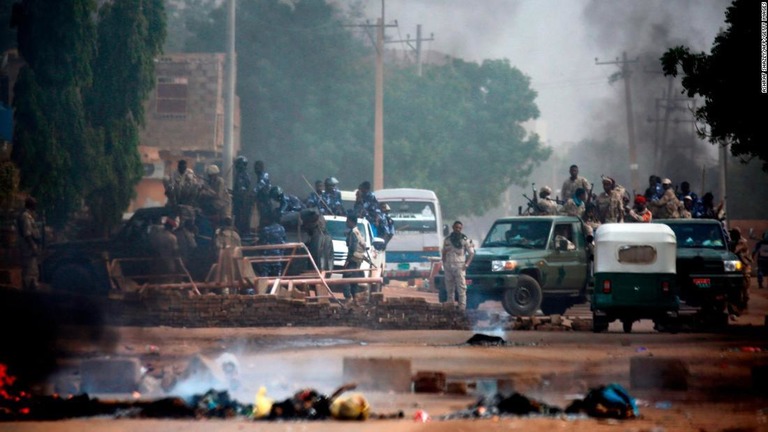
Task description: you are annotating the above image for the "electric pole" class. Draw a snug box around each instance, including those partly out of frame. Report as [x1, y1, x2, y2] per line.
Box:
[390, 25, 435, 77]
[596, 52, 640, 192]
[223, 0, 236, 188]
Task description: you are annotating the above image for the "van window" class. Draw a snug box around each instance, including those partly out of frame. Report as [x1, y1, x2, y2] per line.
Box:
[618, 245, 657, 264]
[386, 201, 437, 233]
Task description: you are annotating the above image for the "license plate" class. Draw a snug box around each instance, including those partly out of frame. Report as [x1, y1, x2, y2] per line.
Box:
[692, 278, 710, 288]
[397, 263, 410, 270]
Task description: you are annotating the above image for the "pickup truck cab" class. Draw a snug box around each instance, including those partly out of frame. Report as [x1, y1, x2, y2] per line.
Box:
[324, 215, 386, 278]
[436, 215, 591, 316]
[654, 218, 744, 324]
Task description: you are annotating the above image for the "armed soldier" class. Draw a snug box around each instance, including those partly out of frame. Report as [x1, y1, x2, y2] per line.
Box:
[304, 180, 325, 210]
[199, 164, 232, 226]
[320, 177, 345, 216]
[562, 187, 587, 217]
[354, 181, 382, 235]
[561, 165, 591, 205]
[595, 176, 624, 223]
[378, 202, 395, 249]
[648, 178, 681, 219]
[342, 212, 367, 304]
[252, 160, 271, 230]
[535, 186, 559, 215]
[256, 212, 286, 277]
[232, 156, 252, 234]
[164, 159, 200, 208]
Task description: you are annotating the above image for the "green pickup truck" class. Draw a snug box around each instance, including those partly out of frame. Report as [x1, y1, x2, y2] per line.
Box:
[435, 216, 592, 316]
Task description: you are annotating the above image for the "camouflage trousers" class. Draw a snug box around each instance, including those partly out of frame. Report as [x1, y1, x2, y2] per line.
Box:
[443, 265, 467, 310]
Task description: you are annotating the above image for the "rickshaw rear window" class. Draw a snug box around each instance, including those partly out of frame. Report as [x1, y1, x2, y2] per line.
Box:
[618, 245, 657, 264]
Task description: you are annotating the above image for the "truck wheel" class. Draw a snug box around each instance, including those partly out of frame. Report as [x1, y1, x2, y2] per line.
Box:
[51, 264, 99, 295]
[592, 313, 609, 333]
[501, 275, 542, 316]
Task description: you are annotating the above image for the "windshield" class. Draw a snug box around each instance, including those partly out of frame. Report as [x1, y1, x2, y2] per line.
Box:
[483, 220, 551, 249]
[384, 200, 437, 233]
[667, 223, 726, 249]
[326, 220, 367, 242]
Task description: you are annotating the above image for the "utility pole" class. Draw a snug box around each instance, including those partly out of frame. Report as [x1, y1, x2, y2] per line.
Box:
[596, 52, 640, 192]
[390, 25, 435, 77]
[646, 94, 694, 172]
[223, 0, 236, 188]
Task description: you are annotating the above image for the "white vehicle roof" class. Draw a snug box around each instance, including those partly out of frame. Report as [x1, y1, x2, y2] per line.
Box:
[374, 188, 438, 201]
[594, 223, 677, 274]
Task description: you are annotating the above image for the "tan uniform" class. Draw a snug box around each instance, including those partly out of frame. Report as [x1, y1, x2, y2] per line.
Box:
[214, 227, 242, 249]
[561, 176, 591, 202]
[17, 208, 41, 290]
[442, 233, 475, 310]
[149, 227, 180, 281]
[536, 198, 559, 215]
[730, 237, 752, 315]
[165, 168, 200, 207]
[562, 198, 585, 218]
[649, 189, 681, 219]
[595, 191, 623, 223]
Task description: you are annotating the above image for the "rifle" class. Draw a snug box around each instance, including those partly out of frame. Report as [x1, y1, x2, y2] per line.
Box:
[301, 175, 334, 215]
[585, 180, 595, 205]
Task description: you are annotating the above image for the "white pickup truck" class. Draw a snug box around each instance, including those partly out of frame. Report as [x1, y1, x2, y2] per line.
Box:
[324, 215, 386, 279]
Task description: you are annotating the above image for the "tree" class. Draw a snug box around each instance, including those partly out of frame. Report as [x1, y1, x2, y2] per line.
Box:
[660, 0, 768, 172]
[11, 0, 97, 228]
[85, 0, 166, 231]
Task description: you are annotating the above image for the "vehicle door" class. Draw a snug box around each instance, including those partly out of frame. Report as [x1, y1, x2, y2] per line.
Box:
[545, 222, 588, 289]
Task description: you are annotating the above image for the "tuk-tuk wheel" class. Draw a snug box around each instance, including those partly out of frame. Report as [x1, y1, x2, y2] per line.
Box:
[501, 275, 542, 317]
[622, 320, 633, 333]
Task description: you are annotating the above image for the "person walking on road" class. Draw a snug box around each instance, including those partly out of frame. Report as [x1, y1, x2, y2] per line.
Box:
[441, 221, 475, 310]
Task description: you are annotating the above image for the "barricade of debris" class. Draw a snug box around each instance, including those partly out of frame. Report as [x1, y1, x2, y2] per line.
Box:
[468, 312, 593, 332]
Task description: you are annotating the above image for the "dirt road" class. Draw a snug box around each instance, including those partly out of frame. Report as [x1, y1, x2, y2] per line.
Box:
[1, 283, 767, 432]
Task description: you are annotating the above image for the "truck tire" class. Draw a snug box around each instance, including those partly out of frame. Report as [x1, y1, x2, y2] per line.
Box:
[51, 263, 100, 295]
[501, 275, 542, 316]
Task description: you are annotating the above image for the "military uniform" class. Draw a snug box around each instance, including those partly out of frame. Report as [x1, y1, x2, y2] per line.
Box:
[595, 191, 623, 223]
[561, 176, 591, 203]
[441, 232, 475, 310]
[355, 191, 382, 235]
[729, 230, 752, 315]
[343, 225, 367, 301]
[536, 197, 559, 215]
[233, 165, 252, 234]
[17, 207, 41, 290]
[649, 188, 681, 219]
[165, 168, 200, 207]
[321, 189, 345, 216]
[378, 210, 395, 248]
[257, 222, 286, 277]
[562, 198, 585, 218]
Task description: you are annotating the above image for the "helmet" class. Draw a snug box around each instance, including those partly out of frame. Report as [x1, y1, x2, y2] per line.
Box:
[235, 155, 248, 167]
[269, 185, 283, 200]
[539, 186, 552, 195]
[206, 164, 220, 175]
[325, 177, 339, 186]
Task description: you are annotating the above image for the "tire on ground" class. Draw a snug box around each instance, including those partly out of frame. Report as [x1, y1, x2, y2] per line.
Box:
[501, 274, 542, 316]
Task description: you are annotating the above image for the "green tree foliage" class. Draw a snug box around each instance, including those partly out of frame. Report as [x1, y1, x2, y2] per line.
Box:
[85, 0, 166, 230]
[184, 0, 547, 219]
[11, 0, 165, 231]
[660, 0, 768, 172]
[11, 0, 96, 228]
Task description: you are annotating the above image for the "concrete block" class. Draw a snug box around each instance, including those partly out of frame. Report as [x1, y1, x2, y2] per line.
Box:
[80, 358, 141, 394]
[630, 357, 689, 390]
[343, 357, 412, 392]
[413, 371, 446, 393]
[446, 381, 468, 395]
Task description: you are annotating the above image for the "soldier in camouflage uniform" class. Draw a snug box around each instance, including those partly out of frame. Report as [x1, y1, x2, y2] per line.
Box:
[595, 176, 624, 223]
[648, 178, 681, 219]
[304, 180, 325, 210]
[561, 165, 591, 204]
[232, 156, 252, 235]
[354, 181, 382, 235]
[342, 213, 367, 304]
[17, 197, 41, 290]
[535, 186, 559, 215]
[164, 159, 200, 207]
[320, 177, 345, 216]
[257, 213, 286, 277]
[441, 221, 475, 310]
[252, 160, 272, 230]
[562, 188, 587, 218]
[214, 216, 242, 250]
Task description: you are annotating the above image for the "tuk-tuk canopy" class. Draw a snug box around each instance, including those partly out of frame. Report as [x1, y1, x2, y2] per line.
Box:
[594, 223, 677, 274]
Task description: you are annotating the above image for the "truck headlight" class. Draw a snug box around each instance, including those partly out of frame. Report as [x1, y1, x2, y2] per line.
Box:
[723, 260, 742, 272]
[492, 260, 517, 272]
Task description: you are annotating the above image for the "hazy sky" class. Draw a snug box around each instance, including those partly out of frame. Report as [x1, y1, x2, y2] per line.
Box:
[347, 0, 730, 147]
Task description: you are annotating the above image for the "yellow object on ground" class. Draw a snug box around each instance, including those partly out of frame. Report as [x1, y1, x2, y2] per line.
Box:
[252, 386, 274, 419]
[330, 393, 370, 421]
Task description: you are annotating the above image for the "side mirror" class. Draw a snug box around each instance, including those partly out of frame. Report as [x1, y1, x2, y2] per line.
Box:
[443, 224, 449, 236]
[372, 237, 386, 251]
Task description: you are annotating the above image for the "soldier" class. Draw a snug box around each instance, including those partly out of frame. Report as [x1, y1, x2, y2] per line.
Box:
[232, 156, 252, 235]
[342, 212, 367, 304]
[214, 216, 242, 249]
[321, 177, 344, 216]
[561, 165, 591, 204]
[699, 192, 725, 221]
[752, 231, 768, 289]
[535, 186, 559, 215]
[648, 178, 681, 219]
[644, 175, 663, 203]
[164, 159, 200, 207]
[252, 160, 271, 229]
[378, 202, 395, 249]
[728, 227, 752, 317]
[256, 213, 286, 277]
[304, 180, 325, 210]
[595, 176, 624, 223]
[680, 196, 694, 219]
[562, 188, 587, 218]
[17, 196, 41, 290]
[269, 185, 304, 222]
[199, 164, 232, 226]
[583, 202, 601, 237]
[626, 195, 652, 222]
[149, 218, 180, 282]
[441, 220, 475, 310]
[354, 181, 381, 235]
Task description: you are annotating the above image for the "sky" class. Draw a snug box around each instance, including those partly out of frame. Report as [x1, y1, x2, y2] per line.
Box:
[346, 0, 730, 148]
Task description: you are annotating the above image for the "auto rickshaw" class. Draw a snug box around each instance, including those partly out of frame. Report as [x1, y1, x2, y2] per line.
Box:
[591, 223, 679, 333]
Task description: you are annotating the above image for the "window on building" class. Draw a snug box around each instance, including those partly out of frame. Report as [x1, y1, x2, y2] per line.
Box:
[156, 76, 188, 117]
